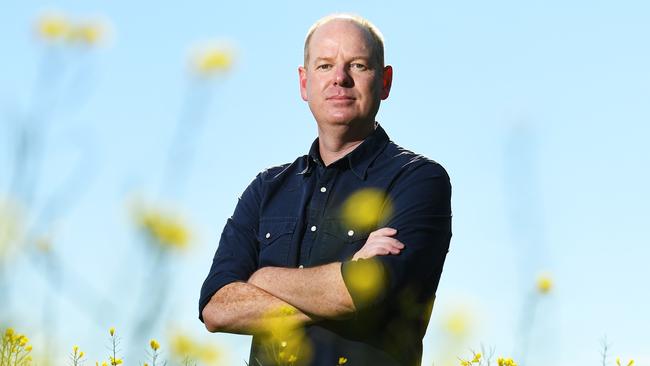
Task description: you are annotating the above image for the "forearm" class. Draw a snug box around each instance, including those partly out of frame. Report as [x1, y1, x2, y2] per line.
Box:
[248, 262, 355, 318]
[202, 281, 315, 336]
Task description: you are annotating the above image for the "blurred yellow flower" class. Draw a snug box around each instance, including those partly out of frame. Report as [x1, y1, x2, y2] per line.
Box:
[134, 204, 191, 250]
[169, 331, 222, 365]
[189, 42, 235, 76]
[35, 13, 71, 41]
[110, 356, 123, 365]
[497, 357, 517, 366]
[472, 353, 481, 363]
[536, 273, 553, 294]
[67, 22, 105, 45]
[109, 327, 115, 336]
[443, 306, 473, 338]
[338, 356, 348, 364]
[341, 188, 392, 231]
[35, 11, 110, 46]
[150, 339, 160, 351]
[616, 357, 635, 366]
[459, 351, 482, 365]
[256, 306, 313, 365]
[344, 258, 386, 305]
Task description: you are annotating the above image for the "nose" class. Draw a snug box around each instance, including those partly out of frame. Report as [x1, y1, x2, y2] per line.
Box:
[333, 65, 353, 87]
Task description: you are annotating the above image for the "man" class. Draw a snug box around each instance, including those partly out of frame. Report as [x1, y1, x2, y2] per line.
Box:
[199, 14, 451, 366]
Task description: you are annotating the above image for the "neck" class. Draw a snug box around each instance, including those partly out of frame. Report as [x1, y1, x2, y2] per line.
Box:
[317, 121, 375, 166]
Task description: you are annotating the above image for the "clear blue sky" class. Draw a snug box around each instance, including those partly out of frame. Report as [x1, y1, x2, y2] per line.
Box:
[1, 1, 649, 365]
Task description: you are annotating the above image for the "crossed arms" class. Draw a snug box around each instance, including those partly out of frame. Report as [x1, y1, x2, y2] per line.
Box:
[200, 163, 451, 336]
[201, 228, 404, 335]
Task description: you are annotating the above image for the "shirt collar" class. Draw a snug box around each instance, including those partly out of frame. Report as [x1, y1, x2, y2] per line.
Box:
[298, 123, 390, 180]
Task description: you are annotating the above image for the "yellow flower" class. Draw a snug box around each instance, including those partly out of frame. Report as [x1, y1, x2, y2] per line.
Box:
[67, 22, 104, 45]
[109, 327, 115, 336]
[536, 273, 553, 294]
[190, 43, 235, 76]
[497, 357, 517, 366]
[73, 345, 79, 353]
[110, 356, 123, 365]
[341, 188, 393, 231]
[169, 331, 222, 365]
[338, 356, 348, 364]
[344, 258, 386, 304]
[80, 351, 85, 358]
[472, 353, 482, 363]
[287, 354, 297, 362]
[135, 205, 191, 250]
[25, 345, 33, 352]
[102, 362, 108, 366]
[617, 358, 635, 366]
[35, 13, 71, 41]
[150, 339, 160, 351]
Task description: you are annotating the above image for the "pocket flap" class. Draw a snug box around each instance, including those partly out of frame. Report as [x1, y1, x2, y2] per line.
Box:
[258, 220, 297, 247]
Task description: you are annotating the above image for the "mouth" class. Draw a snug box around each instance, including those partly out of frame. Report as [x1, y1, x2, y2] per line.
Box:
[326, 96, 355, 101]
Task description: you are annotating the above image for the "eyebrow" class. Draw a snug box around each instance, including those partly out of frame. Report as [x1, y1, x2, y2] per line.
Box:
[312, 56, 372, 64]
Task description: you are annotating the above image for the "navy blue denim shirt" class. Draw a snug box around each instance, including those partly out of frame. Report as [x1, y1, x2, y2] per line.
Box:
[199, 124, 452, 366]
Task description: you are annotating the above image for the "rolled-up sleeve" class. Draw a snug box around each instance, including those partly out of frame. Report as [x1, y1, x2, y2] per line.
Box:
[341, 162, 452, 310]
[198, 174, 262, 322]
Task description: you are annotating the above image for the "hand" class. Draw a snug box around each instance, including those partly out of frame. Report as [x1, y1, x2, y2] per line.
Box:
[352, 227, 404, 261]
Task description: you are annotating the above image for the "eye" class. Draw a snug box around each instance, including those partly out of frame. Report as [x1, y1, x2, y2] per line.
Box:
[316, 64, 332, 71]
[350, 63, 368, 71]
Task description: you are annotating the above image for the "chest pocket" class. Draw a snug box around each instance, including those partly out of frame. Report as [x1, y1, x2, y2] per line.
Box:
[257, 218, 296, 267]
[318, 219, 371, 262]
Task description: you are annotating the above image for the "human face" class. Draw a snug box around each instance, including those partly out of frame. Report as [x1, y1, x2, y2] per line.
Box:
[299, 20, 392, 128]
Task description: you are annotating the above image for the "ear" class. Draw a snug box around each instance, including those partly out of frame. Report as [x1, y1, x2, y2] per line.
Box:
[380, 65, 393, 100]
[299, 66, 308, 101]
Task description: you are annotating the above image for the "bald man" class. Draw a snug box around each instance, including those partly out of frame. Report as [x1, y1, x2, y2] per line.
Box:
[199, 14, 451, 366]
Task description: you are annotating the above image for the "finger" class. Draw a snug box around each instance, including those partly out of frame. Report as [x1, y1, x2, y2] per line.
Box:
[368, 237, 404, 249]
[369, 227, 397, 238]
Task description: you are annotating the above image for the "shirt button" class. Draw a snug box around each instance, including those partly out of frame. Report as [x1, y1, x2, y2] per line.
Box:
[320, 187, 327, 193]
[298, 265, 304, 269]
[310, 225, 317, 232]
[347, 230, 354, 237]
[265, 232, 271, 239]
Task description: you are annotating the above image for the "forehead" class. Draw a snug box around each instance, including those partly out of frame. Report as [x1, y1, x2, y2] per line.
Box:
[308, 20, 375, 60]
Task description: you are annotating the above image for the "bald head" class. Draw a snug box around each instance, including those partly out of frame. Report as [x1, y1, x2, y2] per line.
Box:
[303, 14, 385, 69]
